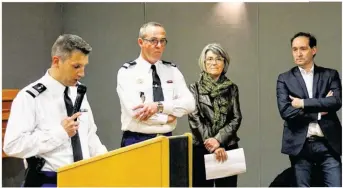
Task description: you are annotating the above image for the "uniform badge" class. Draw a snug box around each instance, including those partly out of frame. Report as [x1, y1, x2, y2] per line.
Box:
[26, 83, 47, 98]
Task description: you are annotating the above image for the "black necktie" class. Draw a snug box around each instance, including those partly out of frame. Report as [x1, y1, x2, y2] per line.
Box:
[64, 87, 83, 162]
[151, 64, 164, 102]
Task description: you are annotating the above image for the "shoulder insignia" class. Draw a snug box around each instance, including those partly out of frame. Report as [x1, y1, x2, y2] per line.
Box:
[162, 60, 177, 67]
[121, 61, 137, 69]
[26, 83, 46, 98]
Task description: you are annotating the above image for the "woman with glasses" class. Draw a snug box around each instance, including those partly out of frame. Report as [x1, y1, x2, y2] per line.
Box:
[188, 43, 242, 187]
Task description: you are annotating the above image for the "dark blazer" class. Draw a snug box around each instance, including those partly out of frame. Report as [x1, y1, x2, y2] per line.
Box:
[188, 82, 242, 147]
[276, 64, 342, 156]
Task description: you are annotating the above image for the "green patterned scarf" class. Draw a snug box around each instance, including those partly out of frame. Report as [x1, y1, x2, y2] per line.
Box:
[198, 72, 233, 130]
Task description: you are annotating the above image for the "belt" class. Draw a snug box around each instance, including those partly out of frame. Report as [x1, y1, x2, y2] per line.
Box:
[306, 136, 326, 142]
[123, 131, 172, 138]
[41, 171, 57, 184]
[23, 170, 57, 187]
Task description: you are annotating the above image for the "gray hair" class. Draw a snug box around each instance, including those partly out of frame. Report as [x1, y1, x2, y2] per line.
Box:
[51, 34, 92, 61]
[198, 43, 230, 74]
[138, 22, 164, 38]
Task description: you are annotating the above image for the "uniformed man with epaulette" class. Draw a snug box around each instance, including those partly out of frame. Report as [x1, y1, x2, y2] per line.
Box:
[3, 34, 108, 187]
[117, 22, 196, 147]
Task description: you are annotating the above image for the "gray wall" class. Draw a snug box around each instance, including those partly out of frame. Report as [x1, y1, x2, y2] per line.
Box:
[2, 2, 341, 187]
[2, 3, 63, 89]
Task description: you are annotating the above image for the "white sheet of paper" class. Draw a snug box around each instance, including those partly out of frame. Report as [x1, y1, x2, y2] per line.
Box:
[204, 148, 246, 180]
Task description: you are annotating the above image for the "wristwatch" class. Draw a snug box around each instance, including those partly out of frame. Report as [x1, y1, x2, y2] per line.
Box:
[157, 102, 164, 113]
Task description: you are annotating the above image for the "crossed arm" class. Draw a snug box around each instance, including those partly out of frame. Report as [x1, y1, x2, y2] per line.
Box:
[116, 68, 195, 125]
[276, 70, 342, 122]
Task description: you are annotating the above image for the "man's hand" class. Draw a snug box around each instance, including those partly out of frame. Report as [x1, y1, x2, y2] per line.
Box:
[214, 147, 227, 163]
[62, 112, 81, 137]
[133, 102, 158, 121]
[321, 90, 333, 116]
[289, 95, 304, 109]
[326, 90, 333, 97]
[204, 138, 220, 153]
[167, 115, 177, 123]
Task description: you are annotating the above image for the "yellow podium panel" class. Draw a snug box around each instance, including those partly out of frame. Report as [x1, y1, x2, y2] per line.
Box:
[58, 136, 170, 187]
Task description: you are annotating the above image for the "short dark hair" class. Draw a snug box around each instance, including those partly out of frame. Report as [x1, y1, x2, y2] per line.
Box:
[290, 32, 317, 48]
[51, 34, 92, 61]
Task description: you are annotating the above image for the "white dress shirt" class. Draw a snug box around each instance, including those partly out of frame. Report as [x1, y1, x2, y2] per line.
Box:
[298, 66, 324, 137]
[116, 56, 195, 134]
[4, 70, 107, 171]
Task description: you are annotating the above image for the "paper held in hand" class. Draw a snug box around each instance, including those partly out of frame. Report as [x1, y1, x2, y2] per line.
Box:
[204, 148, 247, 180]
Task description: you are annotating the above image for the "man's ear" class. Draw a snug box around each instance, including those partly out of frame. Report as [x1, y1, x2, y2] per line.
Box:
[312, 46, 317, 57]
[138, 38, 144, 48]
[52, 56, 60, 67]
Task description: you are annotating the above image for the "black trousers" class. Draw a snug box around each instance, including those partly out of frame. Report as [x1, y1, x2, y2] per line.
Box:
[192, 143, 238, 187]
[120, 131, 172, 147]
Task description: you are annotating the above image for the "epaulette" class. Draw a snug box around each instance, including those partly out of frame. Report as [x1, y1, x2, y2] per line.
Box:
[162, 60, 177, 67]
[121, 61, 137, 69]
[26, 83, 47, 98]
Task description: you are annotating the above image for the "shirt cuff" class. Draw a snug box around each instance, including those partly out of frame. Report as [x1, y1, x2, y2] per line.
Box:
[161, 101, 173, 115]
[158, 113, 168, 124]
[318, 113, 321, 120]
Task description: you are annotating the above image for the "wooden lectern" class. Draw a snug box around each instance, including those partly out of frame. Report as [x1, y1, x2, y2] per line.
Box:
[2, 89, 19, 158]
[57, 133, 192, 187]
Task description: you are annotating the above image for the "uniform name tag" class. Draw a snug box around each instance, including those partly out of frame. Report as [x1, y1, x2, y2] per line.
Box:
[80, 109, 88, 112]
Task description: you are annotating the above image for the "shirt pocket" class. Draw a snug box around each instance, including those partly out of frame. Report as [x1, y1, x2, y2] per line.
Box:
[78, 110, 89, 124]
[162, 83, 175, 101]
[134, 77, 151, 102]
[77, 112, 89, 135]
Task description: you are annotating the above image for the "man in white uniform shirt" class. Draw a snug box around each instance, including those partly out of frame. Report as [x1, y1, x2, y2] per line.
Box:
[117, 22, 195, 147]
[4, 34, 107, 187]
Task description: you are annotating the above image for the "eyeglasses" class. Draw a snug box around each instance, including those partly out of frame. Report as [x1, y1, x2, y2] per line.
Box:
[142, 38, 168, 46]
[205, 57, 224, 64]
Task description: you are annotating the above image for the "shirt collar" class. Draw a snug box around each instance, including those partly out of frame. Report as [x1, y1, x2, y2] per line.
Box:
[41, 69, 68, 96]
[136, 55, 162, 72]
[298, 65, 314, 75]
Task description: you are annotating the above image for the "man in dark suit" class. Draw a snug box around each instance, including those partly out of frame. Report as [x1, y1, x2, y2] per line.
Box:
[276, 32, 342, 187]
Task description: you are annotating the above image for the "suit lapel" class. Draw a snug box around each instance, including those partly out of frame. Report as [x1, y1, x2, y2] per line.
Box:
[312, 64, 320, 98]
[293, 67, 309, 98]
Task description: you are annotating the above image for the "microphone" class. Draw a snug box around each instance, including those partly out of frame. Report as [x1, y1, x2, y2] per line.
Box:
[72, 84, 87, 115]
